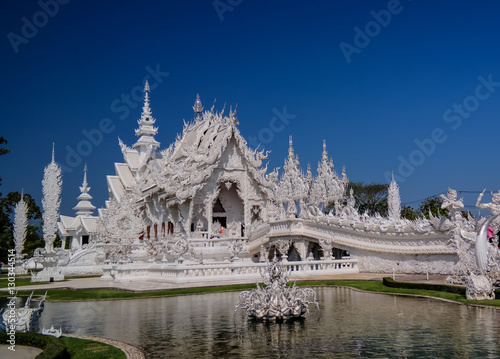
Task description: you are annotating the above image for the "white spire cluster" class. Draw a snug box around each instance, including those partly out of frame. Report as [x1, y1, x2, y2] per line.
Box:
[279, 136, 306, 217]
[310, 140, 347, 212]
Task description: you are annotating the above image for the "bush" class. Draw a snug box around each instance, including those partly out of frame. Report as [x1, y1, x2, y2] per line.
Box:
[383, 277, 466, 295]
[383, 277, 500, 299]
[0, 332, 69, 359]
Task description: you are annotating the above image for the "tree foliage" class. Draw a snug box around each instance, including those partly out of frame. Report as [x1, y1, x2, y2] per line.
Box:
[418, 195, 449, 219]
[401, 205, 420, 220]
[0, 141, 44, 262]
[348, 182, 389, 217]
[0, 137, 10, 156]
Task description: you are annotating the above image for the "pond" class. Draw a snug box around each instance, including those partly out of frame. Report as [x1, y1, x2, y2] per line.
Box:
[10, 287, 500, 358]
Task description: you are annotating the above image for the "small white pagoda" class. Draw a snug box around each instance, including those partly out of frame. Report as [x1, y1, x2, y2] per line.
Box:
[58, 165, 98, 250]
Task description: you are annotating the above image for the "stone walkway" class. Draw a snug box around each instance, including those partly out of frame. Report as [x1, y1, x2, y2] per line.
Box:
[0, 345, 42, 359]
[64, 334, 145, 359]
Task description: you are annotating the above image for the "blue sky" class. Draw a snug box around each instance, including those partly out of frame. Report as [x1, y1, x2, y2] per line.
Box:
[1, 0, 500, 216]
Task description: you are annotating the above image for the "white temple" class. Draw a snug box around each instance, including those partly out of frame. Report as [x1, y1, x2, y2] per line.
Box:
[49, 82, 500, 286]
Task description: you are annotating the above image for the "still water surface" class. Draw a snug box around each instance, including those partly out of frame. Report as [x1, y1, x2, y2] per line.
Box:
[32, 287, 500, 358]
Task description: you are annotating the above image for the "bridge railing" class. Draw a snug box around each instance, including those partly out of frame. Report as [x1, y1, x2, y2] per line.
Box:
[103, 258, 359, 283]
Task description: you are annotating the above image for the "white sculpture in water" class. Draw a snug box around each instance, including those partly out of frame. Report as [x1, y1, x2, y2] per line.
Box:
[42, 325, 62, 338]
[42, 145, 62, 253]
[0, 292, 46, 333]
[236, 259, 318, 322]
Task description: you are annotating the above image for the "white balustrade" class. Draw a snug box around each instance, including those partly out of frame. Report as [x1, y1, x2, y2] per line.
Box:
[108, 258, 359, 283]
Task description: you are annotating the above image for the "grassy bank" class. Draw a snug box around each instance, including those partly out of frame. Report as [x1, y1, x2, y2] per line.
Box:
[0, 332, 126, 359]
[61, 337, 126, 359]
[1, 279, 499, 307]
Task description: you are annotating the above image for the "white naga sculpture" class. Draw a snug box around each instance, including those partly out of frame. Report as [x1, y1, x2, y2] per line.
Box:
[0, 292, 47, 333]
[464, 216, 498, 300]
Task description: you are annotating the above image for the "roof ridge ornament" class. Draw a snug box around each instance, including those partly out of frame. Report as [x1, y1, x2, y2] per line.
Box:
[210, 99, 216, 114]
[193, 94, 203, 120]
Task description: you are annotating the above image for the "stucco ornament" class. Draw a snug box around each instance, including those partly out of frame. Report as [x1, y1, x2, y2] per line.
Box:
[97, 194, 144, 260]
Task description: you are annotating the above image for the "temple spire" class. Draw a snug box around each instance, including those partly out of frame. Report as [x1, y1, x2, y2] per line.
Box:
[133, 81, 160, 155]
[73, 164, 96, 216]
[288, 136, 294, 158]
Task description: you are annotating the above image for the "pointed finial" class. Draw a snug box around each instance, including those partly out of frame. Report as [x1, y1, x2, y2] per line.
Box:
[210, 99, 216, 113]
[323, 139, 326, 151]
[83, 164, 88, 187]
[193, 94, 203, 119]
[289, 135, 293, 147]
[144, 80, 150, 93]
[51, 143, 55, 163]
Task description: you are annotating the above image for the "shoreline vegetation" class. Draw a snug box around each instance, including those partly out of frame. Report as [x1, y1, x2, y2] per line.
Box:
[1, 276, 499, 308]
[0, 332, 127, 359]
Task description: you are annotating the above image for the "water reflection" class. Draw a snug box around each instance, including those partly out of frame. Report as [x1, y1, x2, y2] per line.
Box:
[28, 287, 500, 358]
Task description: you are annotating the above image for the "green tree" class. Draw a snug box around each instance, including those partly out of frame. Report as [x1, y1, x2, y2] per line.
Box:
[401, 205, 420, 220]
[0, 136, 11, 195]
[348, 182, 389, 217]
[418, 196, 449, 219]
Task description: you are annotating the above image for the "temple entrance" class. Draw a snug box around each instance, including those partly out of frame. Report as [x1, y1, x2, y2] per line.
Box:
[212, 182, 244, 237]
